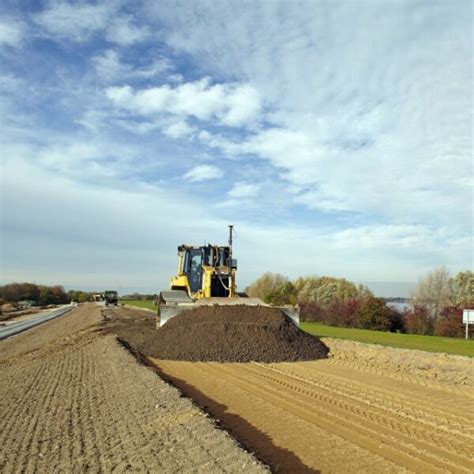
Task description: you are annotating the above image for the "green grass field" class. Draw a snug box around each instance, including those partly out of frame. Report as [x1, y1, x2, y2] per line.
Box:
[119, 300, 156, 311]
[301, 322, 474, 357]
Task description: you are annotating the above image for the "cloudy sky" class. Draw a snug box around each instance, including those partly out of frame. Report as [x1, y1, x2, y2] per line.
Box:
[1, 1, 472, 296]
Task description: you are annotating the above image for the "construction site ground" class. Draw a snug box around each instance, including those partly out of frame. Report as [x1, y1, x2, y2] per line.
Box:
[0, 304, 266, 473]
[1, 304, 473, 473]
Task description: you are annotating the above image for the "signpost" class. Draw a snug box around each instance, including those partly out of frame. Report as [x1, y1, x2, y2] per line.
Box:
[462, 309, 474, 340]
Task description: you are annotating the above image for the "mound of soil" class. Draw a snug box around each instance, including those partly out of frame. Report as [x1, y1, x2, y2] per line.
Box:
[147, 305, 329, 363]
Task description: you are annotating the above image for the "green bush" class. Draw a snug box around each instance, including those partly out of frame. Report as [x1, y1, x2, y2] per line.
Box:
[265, 281, 298, 305]
[357, 297, 392, 331]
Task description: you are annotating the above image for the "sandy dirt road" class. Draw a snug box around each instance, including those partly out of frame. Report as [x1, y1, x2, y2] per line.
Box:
[153, 350, 474, 473]
[0, 304, 266, 473]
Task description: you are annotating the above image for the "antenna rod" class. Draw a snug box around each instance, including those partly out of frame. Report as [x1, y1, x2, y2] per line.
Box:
[227, 225, 234, 268]
[228, 225, 234, 296]
[228, 224, 234, 249]
[228, 225, 234, 263]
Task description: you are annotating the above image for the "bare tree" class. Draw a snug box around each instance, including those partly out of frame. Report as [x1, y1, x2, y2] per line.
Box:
[410, 267, 452, 320]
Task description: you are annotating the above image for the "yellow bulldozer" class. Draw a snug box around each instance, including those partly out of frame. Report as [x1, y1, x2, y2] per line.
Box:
[158, 226, 300, 326]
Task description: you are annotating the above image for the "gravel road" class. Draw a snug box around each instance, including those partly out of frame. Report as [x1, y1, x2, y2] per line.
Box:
[0, 304, 267, 473]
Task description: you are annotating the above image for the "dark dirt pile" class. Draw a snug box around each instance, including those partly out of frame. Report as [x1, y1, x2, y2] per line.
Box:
[104, 305, 329, 363]
[102, 306, 155, 349]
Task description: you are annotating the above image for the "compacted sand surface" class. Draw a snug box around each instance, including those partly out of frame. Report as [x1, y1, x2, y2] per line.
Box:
[153, 352, 474, 473]
[0, 304, 267, 473]
[103, 306, 474, 473]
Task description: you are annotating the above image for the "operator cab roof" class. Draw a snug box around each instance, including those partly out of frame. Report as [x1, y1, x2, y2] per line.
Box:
[178, 244, 230, 251]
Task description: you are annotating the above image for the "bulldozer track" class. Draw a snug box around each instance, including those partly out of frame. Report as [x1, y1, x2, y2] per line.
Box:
[154, 358, 474, 473]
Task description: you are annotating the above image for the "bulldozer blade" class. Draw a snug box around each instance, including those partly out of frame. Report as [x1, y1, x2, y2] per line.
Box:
[158, 293, 299, 327]
[277, 306, 300, 326]
[159, 290, 193, 305]
[158, 290, 195, 327]
[158, 304, 195, 327]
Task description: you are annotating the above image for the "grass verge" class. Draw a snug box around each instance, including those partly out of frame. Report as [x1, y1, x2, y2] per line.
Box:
[301, 322, 474, 357]
[119, 300, 156, 311]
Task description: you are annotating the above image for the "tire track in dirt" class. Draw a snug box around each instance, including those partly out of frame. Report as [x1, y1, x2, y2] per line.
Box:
[24, 354, 67, 472]
[0, 305, 267, 473]
[270, 362, 474, 437]
[153, 360, 403, 473]
[0, 358, 49, 441]
[154, 358, 474, 473]
[246, 363, 472, 469]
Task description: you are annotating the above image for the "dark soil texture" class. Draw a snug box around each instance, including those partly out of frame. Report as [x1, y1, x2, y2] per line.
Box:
[103, 305, 329, 363]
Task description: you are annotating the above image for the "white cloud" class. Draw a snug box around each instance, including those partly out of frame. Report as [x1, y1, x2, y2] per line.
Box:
[92, 50, 171, 82]
[0, 18, 25, 47]
[34, 1, 149, 45]
[149, 2, 471, 233]
[34, 1, 112, 41]
[92, 50, 124, 81]
[105, 78, 262, 127]
[183, 164, 223, 182]
[163, 120, 194, 138]
[1, 138, 153, 186]
[228, 182, 260, 199]
[136, 59, 173, 78]
[245, 128, 326, 181]
[332, 224, 431, 250]
[220, 84, 261, 126]
[35, 141, 115, 177]
[0, 74, 25, 92]
[105, 15, 149, 45]
[111, 118, 163, 135]
[203, 117, 472, 227]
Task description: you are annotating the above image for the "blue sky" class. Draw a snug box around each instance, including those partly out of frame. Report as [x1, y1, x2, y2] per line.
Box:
[1, 1, 472, 296]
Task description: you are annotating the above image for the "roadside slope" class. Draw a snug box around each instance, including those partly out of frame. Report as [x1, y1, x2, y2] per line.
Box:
[0, 304, 267, 473]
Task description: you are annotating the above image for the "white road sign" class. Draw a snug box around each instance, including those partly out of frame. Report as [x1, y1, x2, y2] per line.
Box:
[463, 309, 474, 324]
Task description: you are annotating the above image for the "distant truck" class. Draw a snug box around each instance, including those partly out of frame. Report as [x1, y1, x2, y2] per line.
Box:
[104, 291, 118, 306]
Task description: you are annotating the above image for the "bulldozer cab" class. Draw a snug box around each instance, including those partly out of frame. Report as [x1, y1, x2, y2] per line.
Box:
[177, 245, 234, 296]
[184, 248, 202, 293]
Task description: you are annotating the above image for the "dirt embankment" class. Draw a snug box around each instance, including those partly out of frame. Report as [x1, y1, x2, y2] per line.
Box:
[0, 304, 267, 473]
[104, 305, 329, 362]
[324, 338, 474, 390]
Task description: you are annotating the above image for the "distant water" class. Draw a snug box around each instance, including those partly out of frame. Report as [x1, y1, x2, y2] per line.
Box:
[387, 302, 412, 312]
[361, 282, 415, 298]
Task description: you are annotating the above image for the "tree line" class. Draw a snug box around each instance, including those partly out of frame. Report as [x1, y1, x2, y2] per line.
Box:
[0, 282, 96, 306]
[245, 268, 473, 338]
[121, 293, 157, 300]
